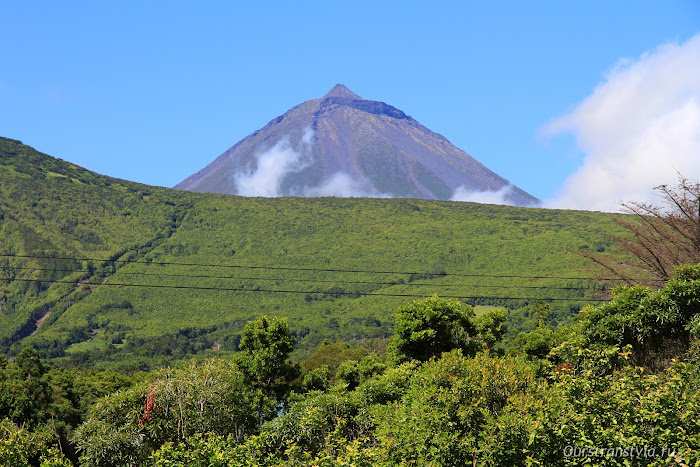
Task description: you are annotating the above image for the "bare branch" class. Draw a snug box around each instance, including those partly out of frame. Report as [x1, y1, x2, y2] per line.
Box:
[579, 174, 700, 286]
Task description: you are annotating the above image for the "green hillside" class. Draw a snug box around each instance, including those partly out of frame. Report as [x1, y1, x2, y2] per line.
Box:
[0, 137, 627, 367]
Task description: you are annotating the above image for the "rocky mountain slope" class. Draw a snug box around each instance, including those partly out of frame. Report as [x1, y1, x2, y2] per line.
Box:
[176, 85, 539, 206]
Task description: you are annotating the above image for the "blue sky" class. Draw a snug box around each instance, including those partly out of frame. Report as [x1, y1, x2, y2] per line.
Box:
[1, 1, 699, 210]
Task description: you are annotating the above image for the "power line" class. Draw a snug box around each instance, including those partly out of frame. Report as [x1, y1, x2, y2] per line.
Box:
[2, 266, 609, 291]
[0, 276, 610, 302]
[0, 253, 661, 283]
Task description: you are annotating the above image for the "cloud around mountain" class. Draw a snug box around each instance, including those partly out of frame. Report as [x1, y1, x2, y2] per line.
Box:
[450, 185, 517, 206]
[176, 85, 539, 207]
[233, 127, 391, 199]
[233, 128, 315, 197]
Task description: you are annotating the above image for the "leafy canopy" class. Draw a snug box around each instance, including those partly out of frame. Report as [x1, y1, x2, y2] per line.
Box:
[388, 295, 478, 362]
[236, 315, 300, 403]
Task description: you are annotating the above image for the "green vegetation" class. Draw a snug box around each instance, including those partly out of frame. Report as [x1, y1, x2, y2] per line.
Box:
[386, 294, 505, 363]
[74, 359, 260, 466]
[3, 267, 700, 465]
[4, 136, 699, 465]
[0, 137, 629, 368]
[236, 315, 300, 404]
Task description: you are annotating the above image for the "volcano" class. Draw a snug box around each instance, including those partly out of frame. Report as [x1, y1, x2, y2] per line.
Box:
[175, 84, 539, 206]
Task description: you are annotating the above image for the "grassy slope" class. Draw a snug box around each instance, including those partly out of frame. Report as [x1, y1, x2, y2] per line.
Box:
[0, 137, 191, 347]
[0, 137, 627, 363]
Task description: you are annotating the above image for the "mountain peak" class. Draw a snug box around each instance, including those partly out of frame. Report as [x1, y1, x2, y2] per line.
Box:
[324, 84, 361, 99]
[176, 85, 540, 206]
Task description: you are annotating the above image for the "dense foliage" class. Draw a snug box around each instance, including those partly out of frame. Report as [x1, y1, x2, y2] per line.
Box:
[1, 268, 700, 465]
[5, 136, 697, 464]
[386, 295, 506, 363]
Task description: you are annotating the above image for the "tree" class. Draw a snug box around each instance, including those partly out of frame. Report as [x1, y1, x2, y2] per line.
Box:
[0, 347, 53, 427]
[335, 355, 386, 390]
[372, 351, 539, 466]
[580, 174, 700, 285]
[387, 295, 478, 363]
[301, 365, 330, 393]
[473, 308, 508, 351]
[577, 264, 700, 369]
[300, 341, 369, 380]
[75, 359, 260, 466]
[236, 315, 300, 404]
[0, 419, 71, 467]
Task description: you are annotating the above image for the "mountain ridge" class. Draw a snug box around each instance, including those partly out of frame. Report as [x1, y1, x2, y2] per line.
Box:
[176, 85, 539, 206]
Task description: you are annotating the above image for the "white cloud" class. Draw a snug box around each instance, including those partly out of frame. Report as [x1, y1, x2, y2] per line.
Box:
[233, 129, 392, 198]
[233, 128, 314, 197]
[303, 172, 392, 198]
[543, 33, 700, 212]
[450, 184, 516, 205]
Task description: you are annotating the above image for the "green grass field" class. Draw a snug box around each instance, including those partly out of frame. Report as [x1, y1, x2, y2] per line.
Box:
[0, 136, 629, 365]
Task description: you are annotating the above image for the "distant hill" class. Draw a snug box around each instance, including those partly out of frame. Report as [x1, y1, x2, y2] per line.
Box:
[0, 137, 623, 368]
[176, 84, 539, 206]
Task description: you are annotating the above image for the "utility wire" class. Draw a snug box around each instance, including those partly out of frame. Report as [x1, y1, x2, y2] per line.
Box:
[0, 253, 662, 283]
[2, 266, 609, 291]
[0, 276, 610, 302]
